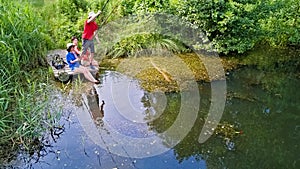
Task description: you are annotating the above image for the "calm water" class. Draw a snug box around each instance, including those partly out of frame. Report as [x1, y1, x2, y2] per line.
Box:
[11, 67, 299, 169]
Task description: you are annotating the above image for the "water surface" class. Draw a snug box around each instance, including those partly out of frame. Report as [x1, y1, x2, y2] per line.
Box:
[13, 67, 300, 169]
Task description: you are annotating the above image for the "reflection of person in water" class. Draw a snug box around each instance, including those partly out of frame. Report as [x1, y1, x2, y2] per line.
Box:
[85, 86, 105, 127]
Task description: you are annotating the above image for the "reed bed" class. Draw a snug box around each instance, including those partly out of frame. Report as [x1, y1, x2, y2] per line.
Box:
[0, 0, 56, 163]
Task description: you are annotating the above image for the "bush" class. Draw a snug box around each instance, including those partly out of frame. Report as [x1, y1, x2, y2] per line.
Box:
[106, 33, 187, 58]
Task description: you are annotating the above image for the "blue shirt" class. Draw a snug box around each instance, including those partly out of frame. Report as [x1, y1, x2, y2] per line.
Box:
[66, 52, 80, 70]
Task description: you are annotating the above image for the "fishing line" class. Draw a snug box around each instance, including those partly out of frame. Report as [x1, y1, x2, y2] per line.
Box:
[97, 123, 140, 169]
[94, 0, 122, 38]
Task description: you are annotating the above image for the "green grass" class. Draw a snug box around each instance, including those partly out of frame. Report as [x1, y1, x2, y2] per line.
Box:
[0, 0, 59, 163]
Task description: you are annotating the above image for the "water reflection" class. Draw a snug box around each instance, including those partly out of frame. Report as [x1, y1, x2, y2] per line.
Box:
[85, 71, 176, 158]
[82, 86, 104, 127]
[77, 71, 207, 168]
[13, 67, 299, 169]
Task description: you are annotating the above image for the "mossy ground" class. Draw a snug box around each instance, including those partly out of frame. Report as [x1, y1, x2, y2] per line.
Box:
[100, 53, 239, 92]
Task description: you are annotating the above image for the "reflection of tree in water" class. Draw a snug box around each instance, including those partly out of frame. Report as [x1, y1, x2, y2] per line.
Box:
[141, 92, 201, 160]
[142, 92, 180, 132]
[140, 72, 300, 169]
[140, 85, 232, 168]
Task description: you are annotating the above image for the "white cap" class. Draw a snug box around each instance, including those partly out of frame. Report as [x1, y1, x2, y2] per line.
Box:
[88, 11, 96, 18]
[67, 43, 74, 50]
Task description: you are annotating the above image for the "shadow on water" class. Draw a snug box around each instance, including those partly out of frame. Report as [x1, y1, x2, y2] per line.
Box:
[7, 67, 299, 168]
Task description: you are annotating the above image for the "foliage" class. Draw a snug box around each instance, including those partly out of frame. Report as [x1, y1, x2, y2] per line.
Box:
[40, 0, 300, 54]
[177, 0, 300, 53]
[57, 0, 89, 22]
[176, 0, 264, 54]
[99, 0, 190, 58]
[98, 0, 187, 58]
[261, 0, 300, 46]
[120, 0, 170, 16]
[0, 0, 52, 70]
[39, 0, 86, 49]
[107, 33, 187, 58]
[0, 0, 59, 163]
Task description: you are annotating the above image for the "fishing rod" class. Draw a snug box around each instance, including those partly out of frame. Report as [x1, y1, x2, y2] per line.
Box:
[83, 0, 121, 47]
[101, 0, 111, 12]
[99, 1, 120, 27]
[94, 0, 121, 38]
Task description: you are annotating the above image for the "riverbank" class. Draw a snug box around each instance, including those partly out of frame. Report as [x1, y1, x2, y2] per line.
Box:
[100, 53, 239, 92]
[100, 46, 299, 93]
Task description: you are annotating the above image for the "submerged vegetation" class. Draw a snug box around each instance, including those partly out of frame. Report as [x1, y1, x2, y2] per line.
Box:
[114, 53, 238, 92]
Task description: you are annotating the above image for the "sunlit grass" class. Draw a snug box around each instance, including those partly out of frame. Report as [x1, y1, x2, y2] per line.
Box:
[0, 0, 59, 163]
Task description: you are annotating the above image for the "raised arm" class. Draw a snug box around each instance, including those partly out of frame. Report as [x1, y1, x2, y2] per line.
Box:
[87, 11, 101, 23]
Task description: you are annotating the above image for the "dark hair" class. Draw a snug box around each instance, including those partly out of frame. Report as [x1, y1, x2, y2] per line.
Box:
[67, 45, 74, 52]
[71, 36, 77, 42]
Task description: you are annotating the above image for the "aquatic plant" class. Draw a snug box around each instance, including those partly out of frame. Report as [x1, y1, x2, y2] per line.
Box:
[214, 122, 243, 140]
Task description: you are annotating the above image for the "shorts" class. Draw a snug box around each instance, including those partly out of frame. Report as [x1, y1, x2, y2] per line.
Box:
[71, 62, 80, 71]
[82, 39, 95, 54]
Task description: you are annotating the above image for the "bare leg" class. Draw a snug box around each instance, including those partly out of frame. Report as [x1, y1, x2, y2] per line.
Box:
[90, 53, 94, 65]
[91, 59, 99, 68]
[74, 66, 98, 83]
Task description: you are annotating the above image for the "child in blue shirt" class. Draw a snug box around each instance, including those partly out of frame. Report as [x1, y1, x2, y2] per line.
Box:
[66, 43, 100, 84]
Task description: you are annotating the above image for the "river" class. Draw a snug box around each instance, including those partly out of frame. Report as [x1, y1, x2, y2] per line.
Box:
[7, 63, 300, 168]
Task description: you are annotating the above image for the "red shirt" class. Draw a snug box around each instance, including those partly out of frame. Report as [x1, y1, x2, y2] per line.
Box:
[82, 20, 98, 40]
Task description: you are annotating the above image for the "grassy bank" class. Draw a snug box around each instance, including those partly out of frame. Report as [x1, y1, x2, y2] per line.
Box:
[0, 0, 58, 163]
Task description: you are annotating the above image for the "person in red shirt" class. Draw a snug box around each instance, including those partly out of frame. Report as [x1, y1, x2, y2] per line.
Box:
[82, 11, 101, 69]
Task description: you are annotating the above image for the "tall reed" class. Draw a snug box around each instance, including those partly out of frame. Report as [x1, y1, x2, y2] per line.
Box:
[0, 0, 56, 163]
[0, 0, 52, 71]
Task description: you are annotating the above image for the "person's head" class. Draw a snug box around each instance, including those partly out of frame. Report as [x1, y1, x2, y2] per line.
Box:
[88, 11, 96, 20]
[67, 43, 75, 52]
[71, 36, 78, 45]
